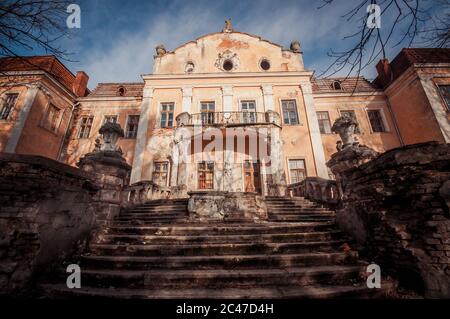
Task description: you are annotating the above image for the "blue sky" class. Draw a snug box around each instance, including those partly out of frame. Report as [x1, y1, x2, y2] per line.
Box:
[42, 0, 440, 88]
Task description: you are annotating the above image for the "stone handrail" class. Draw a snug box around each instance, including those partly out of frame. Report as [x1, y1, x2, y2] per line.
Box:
[177, 111, 281, 127]
[287, 177, 340, 204]
[123, 181, 188, 206]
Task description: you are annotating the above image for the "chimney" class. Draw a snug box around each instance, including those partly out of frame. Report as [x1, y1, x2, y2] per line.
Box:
[375, 59, 392, 88]
[72, 71, 89, 97]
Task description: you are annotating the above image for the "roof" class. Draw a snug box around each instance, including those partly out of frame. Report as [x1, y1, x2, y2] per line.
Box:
[88, 83, 144, 97]
[0, 55, 88, 96]
[312, 77, 381, 93]
[374, 48, 450, 86]
[169, 31, 287, 54]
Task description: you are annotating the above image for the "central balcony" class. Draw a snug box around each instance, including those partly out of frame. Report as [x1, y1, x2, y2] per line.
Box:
[176, 111, 281, 127]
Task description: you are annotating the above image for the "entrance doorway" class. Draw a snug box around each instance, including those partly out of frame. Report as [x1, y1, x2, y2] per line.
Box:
[244, 160, 261, 193]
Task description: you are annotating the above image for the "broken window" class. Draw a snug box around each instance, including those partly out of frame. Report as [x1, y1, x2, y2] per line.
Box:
[368, 110, 386, 133]
[78, 116, 94, 139]
[126, 115, 140, 138]
[0, 94, 18, 120]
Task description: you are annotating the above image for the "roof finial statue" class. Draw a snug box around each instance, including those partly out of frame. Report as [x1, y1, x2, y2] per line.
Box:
[223, 18, 233, 33]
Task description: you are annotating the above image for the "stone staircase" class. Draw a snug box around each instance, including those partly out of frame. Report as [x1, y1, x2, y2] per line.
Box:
[41, 197, 394, 298]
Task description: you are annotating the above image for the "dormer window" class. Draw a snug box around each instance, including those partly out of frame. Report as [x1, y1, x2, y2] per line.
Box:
[331, 80, 342, 90]
[117, 86, 126, 96]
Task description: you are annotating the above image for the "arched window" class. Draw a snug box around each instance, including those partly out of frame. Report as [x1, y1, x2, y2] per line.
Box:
[331, 80, 342, 90]
[117, 86, 126, 96]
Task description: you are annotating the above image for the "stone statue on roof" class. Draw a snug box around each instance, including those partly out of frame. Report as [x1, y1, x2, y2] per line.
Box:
[223, 18, 233, 33]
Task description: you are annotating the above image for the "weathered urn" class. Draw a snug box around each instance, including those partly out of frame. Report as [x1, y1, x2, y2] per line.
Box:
[331, 114, 359, 149]
[155, 44, 167, 57]
[99, 121, 124, 152]
[290, 40, 301, 53]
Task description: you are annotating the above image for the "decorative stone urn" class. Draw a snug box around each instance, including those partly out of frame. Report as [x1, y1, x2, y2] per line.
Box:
[290, 40, 301, 53]
[265, 110, 281, 125]
[99, 122, 124, 152]
[155, 44, 167, 57]
[176, 112, 191, 126]
[331, 114, 359, 149]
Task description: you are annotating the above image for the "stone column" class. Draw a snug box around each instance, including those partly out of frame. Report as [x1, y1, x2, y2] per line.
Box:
[130, 86, 153, 183]
[5, 84, 40, 153]
[222, 86, 233, 112]
[300, 82, 329, 178]
[182, 86, 193, 113]
[269, 126, 287, 196]
[261, 85, 274, 111]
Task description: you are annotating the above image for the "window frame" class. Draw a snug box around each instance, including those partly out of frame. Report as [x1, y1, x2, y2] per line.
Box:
[41, 103, 63, 133]
[160, 102, 175, 128]
[152, 161, 170, 187]
[197, 161, 214, 190]
[316, 111, 332, 134]
[287, 158, 307, 184]
[438, 85, 450, 112]
[125, 114, 140, 139]
[77, 115, 94, 139]
[200, 101, 216, 125]
[281, 99, 300, 125]
[240, 100, 257, 124]
[103, 115, 118, 125]
[367, 109, 388, 133]
[0, 93, 19, 121]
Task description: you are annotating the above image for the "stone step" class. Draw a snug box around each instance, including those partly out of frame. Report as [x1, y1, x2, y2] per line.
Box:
[99, 230, 346, 245]
[115, 215, 188, 222]
[42, 280, 393, 299]
[90, 240, 350, 256]
[80, 252, 358, 270]
[128, 205, 187, 210]
[119, 212, 188, 219]
[122, 210, 187, 214]
[105, 222, 336, 235]
[268, 215, 335, 222]
[63, 265, 365, 289]
[268, 211, 335, 216]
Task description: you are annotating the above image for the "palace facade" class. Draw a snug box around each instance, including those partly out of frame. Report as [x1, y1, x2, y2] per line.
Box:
[1, 23, 449, 196]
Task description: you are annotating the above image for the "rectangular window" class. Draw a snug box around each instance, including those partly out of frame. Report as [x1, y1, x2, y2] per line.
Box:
[152, 161, 169, 186]
[340, 110, 360, 133]
[160, 103, 174, 128]
[281, 100, 299, 125]
[288, 159, 306, 184]
[43, 104, 61, 132]
[0, 94, 18, 120]
[198, 161, 214, 189]
[201, 102, 215, 125]
[317, 111, 331, 134]
[125, 115, 140, 138]
[439, 85, 450, 111]
[241, 100, 256, 123]
[78, 116, 94, 139]
[367, 110, 386, 133]
[103, 115, 118, 124]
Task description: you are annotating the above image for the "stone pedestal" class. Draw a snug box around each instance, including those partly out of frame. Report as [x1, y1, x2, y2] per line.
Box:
[77, 150, 131, 223]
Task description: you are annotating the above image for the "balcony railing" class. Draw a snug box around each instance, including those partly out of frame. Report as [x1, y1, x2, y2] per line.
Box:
[176, 111, 281, 127]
